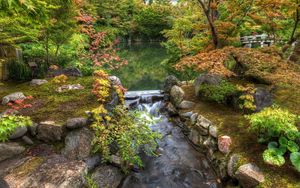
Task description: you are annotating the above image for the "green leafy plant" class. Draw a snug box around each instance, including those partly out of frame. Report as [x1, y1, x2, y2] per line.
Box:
[247, 107, 300, 171]
[290, 152, 300, 172]
[237, 85, 257, 111]
[0, 115, 33, 142]
[91, 105, 161, 171]
[197, 80, 237, 103]
[7, 60, 32, 81]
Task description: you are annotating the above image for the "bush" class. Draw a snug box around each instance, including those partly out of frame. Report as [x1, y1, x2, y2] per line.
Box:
[8, 60, 32, 81]
[91, 105, 161, 171]
[0, 115, 32, 142]
[197, 80, 237, 103]
[246, 107, 300, 171]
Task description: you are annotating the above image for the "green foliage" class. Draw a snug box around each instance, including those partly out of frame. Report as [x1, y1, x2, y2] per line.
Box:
[290, 152, 300, 172]
[263, 148, 286, 166]
[247, 107, 300, 171]
[8, 60, 32, 81]
[197, 80, 237, 104]
[85, 174, 97, 188]
[0, 115, 32, 142]
[91, 105, 161, 171]
[246, 107, 299, 142]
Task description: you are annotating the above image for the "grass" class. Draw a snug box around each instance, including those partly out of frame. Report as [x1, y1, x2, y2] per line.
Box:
[181, 84, 300, 188]
[0, 76, 98, 124]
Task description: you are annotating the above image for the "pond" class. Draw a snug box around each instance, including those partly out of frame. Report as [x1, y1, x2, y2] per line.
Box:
[112, 42, 170, 91]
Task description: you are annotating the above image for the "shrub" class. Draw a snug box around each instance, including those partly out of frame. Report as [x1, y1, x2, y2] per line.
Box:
[237, 85, 257, 111]
[197, 80, 237, 103]
[51, 74, 68, 84]
[8, 60, 32, 81]
[246, 107, 299, 143]
[91, 105, 161, 171]
[247, 107, 300, 171]
[0, 115, 32, 142]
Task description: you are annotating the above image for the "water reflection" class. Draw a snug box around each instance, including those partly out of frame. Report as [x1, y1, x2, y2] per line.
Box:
[113, 43, 170, 90]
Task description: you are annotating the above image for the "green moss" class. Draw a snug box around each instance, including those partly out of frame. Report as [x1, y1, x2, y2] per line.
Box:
[0, 76, 98, 123]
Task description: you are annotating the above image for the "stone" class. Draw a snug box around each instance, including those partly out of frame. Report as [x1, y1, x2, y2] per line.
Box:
[28, 123, 38, 136]
[190, 113, 198, 125]
[63, 67, 82, 77]
[194, 74, 222, 96]
[235, 163, 265, 188]
[196, 115, 211, 129]
[203, 137, 218, 151]
[22, 136, 34, 145]
[9, 126, 27, 139]
[179, 111, 193, 119]
[125, 99, 140, 110]
[56, 84, 84, 92]
[163, 75, 179, 93]
[0, 109, 19, 117]
[170, 85, 185, 107]
[197, 126, 209, 136]
[62, 128, 93, 160]
[3, 155, 87, 188]
[0, 142, 25, 162]
[91, 165, 124, 188]
[209, 125, 218, 138]
[111, 155, 122, 166]
[85, 155, 101, 171]
[2, 92, 26, 105]
[37, 121, 65, 142]
[218, 135, 232, 154]
[109, 76, 122, 86]
[253, 87, 272, 112]
[178, 100, 195, 109]
[30, 79, 48, 86]
[66, 117, 88, 129]
[188, 128, 199, 145]
[227, 154, 240, 178]
[166, 103, 178, 116]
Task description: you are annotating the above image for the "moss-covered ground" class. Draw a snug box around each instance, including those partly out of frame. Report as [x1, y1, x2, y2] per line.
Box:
[0, 76, 98, 124]
[181, 84, 300, 188]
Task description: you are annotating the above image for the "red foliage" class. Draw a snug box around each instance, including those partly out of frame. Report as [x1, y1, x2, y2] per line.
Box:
[76, 11, 128, 70]
[6, 96, 33, 111]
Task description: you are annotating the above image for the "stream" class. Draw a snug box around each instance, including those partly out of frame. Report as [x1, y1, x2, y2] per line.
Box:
[121, 91, 221, 188]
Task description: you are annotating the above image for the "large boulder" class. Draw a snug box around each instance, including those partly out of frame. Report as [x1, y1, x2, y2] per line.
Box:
[163, 75, 179, 93]
[0, 142, 26, 162]
[2, 155, 87, 188]
[37, 121, 65, 142]
[66, 117, 88, 129]
[48, 67, 82, 77]
[62, 128, 93, 160]
[91, 165, 124, 188]
[178, 100, 195, 109]
[9, 126, 28, 140]
[253, 87, 272, 112]
[170, 85, 185, 107]
[2, 92, 26, 105]
[194, 74, 222, 96]
[235, 163, 265, 188]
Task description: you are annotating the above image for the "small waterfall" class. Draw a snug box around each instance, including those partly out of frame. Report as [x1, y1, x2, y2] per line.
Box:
[15, 48, 23, 63]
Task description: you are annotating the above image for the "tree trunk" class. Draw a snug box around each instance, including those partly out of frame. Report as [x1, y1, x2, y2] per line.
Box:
[55, 45, 60, 64]
[289, 5, 299, 44]
[197, 0, 220, 48]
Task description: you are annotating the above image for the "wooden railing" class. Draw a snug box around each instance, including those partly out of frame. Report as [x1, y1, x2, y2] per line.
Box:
[240, 34, 275, 48]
